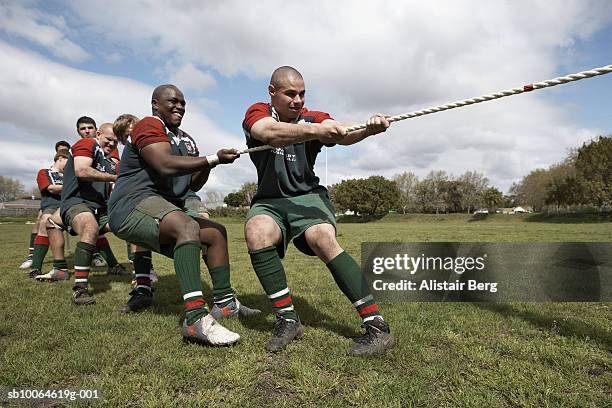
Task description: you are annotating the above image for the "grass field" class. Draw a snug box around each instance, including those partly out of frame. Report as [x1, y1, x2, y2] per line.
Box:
[0, 214, 610, 407]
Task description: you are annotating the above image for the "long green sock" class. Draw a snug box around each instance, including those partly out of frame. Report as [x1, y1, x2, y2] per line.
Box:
[74, 242, 95, 289]
[173, 240, 207, 325]
[31, 235, 49, 270]
[53, 259, 68, 270]
[96, 235, 118, 267]
[249, 246, 298, 321]
[208, 264, 234, 308]
[326, 251, 382, 323]
[133, 251, 152, 292]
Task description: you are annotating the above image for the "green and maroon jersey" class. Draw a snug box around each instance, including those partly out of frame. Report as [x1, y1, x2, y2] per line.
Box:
[242, 102, 333, 202]
[60, 138, 117, 219]
[108, 116, 199, 232]
[37, 167, 63, 210]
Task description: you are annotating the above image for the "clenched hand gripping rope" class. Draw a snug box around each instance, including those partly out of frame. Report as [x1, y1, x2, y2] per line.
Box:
[238, 64, 612, 154]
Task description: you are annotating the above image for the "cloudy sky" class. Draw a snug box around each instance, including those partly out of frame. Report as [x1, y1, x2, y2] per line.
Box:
[1, 0, 611, 197]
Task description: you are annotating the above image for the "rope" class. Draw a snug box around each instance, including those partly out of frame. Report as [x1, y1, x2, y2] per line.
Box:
[239, 64, 612, 154]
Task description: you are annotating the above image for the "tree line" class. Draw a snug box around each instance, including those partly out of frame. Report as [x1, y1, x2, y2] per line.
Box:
[509, 135, 610, 212]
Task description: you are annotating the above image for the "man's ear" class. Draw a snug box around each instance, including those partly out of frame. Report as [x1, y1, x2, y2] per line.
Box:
[268, 84, 275, 97]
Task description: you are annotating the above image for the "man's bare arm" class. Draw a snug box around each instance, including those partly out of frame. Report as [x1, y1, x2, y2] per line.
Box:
[74, 156, 117, 182]
[250, 117, 347, 147]
[140, 142, 215, 177]
[333, 114, 390, 146]
[46, 184, 63, 194]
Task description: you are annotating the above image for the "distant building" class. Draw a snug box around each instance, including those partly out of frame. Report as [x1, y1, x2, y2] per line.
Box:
[0, 198, 40, 216]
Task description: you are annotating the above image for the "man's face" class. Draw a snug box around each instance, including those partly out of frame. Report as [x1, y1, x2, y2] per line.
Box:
[77, 122, 96, 138]
[153, 87, 186, 129]
[56, 157, 68, 172]
[96, 128, 118, 156]
[269, 75, 305, 122]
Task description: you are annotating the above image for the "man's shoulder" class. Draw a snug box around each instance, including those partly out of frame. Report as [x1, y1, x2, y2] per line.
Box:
[243, 102, 272, 131]
[72, 138, 97, 157]
[132, 116, 168, 148]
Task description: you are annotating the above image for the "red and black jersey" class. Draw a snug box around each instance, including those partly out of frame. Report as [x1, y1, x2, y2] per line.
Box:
[60, 138, 117, 221]
[243, 102, 333, 202]
[37, 167, 63, 210]
[108, 116, 199, 232]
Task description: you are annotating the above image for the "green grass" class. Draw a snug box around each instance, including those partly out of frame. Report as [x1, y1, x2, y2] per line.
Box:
[1, 215, 610, 407]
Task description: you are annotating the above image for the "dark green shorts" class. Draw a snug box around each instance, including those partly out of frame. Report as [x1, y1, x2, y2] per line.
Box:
[246, 190, 337, 258]
[184, 196, 208, 216]
[41, 206, 59, 216]
[63, 203, 109, 234]
[115, 196, 200, 257]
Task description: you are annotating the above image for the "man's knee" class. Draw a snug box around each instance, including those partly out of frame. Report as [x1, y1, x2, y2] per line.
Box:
[304, 224, 340, 255]
[245, 215, 281, 250]
[73, 213, 99, 242]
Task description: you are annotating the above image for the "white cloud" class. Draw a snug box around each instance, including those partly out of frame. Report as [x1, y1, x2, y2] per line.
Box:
[1, 0, 611, 195]
[0, 2, 90, 62]
[168, 63, 217, 92]
[0, 41, 254, 192]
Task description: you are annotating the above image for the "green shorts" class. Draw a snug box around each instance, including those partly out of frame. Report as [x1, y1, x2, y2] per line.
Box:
[115, 196, 200, 257]
[246, 190, 337, 258]
[41, 206, 59, 216]
[64, 203, 109, 234]
[184, 196, 208, 216]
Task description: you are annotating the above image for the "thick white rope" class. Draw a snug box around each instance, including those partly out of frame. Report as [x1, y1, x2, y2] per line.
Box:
[239, 64, 612, 154]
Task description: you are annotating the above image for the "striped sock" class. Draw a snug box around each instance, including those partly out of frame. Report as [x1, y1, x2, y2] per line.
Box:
[74, 242, 95, 289]
[28, 233, 37, 257]
[133, 250, 152, 293]
[326, 251, 383, 323]
[249, 246, 298, 321]
[208, 264, 234, 308]
[31, 235, 50, 270]
[173, 241, 207, 325]
[96, 235, 118, 267]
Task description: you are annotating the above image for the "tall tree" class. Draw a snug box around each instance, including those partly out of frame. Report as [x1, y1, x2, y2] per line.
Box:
[0, 176, 24, 202]
[392, 171, 419, 213]
[574, 135, 611, 207]
[331, 176, 399, 216]
[458, 171, 488, 213]
[481, 187, 503, 210]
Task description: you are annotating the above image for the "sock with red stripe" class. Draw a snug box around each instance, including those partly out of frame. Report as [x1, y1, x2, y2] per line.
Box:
[326, 251, 383, 323]
[31, 235, 50, 270]
[28, 233, 37, 257]
[208, 264, 234, 308]
[133, 250, 152, 292]
[74, 242, 95, 289]
[173, 240, 208, 325]
[96, 235, 118, 267]
[249, 246, 298, 321]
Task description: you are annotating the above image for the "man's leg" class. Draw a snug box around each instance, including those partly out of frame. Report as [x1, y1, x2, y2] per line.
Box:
[20, 211, 42, 269]
[194, 217, 260, 319]
[159, 210, 239, 346]
[245, 215, 303, 352]
[28, 213, 52, 278]
[121, 245, 153, 313]
[70, 211, 100, 305]
[37, 210, 69, 281]
[304, 223, 394, 357]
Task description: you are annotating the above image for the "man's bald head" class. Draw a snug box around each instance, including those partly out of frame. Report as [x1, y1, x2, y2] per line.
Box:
[96, 123, 118, 156]
[152, 84, 181, 102]
[270, 66, 303, 88]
